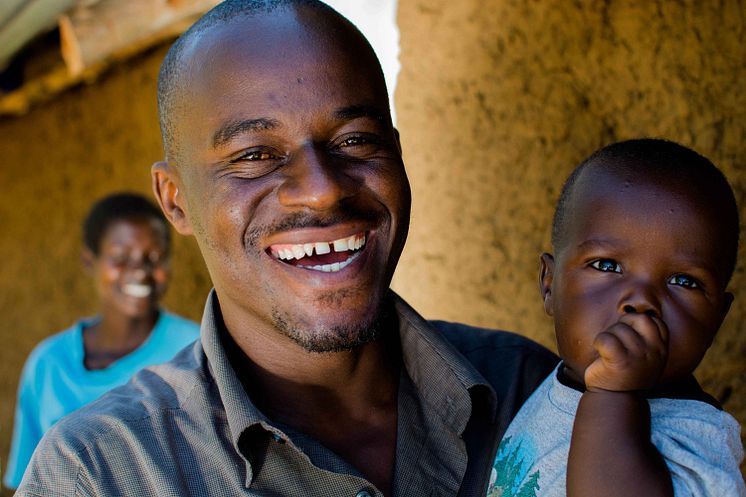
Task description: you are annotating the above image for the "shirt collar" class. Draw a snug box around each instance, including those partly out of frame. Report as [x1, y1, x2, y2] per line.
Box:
[198, 288, 496, 484]
[198, 291, 280, 486]
[392, 291, 497, 429]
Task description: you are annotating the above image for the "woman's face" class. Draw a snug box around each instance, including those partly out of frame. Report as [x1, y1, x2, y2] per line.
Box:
[87, 217, 171, 319]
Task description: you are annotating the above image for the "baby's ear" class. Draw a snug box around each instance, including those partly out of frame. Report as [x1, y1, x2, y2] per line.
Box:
[539, 253, 555, 316]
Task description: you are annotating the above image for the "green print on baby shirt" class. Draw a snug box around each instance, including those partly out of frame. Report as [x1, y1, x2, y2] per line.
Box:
[486, 436, 541, 497]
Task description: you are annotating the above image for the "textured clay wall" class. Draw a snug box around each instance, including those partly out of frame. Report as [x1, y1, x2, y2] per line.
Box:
[0, 46, 212, 493]
[0, 0, 744, 490]
[394, 0, 746, 475]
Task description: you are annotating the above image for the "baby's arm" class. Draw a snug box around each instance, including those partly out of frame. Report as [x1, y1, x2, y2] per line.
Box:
[567, 313, 674, 497]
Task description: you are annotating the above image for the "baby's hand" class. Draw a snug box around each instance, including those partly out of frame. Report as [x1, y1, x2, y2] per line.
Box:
[584, 313, 668, 393]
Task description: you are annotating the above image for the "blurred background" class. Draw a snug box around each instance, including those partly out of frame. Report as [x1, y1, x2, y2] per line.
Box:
[0, 0, 744, 492]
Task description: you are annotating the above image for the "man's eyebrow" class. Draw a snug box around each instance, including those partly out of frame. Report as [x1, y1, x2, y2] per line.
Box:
[334, 105, 387, 123]
[212, 118, 281, 149]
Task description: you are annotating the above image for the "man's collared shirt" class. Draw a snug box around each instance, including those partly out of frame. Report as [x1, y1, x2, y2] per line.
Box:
[17, 291, 557, 497]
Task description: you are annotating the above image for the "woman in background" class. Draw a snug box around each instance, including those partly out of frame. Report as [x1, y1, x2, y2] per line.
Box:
[4, 192, 201, 489]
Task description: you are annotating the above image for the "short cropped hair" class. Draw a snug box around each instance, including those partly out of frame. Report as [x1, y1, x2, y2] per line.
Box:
[157, 0, 358, 162]
[83, 192, 170, 255]
[552, 138, 740, 280]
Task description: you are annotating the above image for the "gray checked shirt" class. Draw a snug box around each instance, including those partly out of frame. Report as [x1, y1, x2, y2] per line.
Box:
[16, 290, 557, 497]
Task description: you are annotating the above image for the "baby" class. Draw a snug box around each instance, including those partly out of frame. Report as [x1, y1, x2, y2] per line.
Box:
[487, 139, 746, 497]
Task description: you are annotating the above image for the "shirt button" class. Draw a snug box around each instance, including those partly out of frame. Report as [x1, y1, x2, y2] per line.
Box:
[355, 490, 374, 497]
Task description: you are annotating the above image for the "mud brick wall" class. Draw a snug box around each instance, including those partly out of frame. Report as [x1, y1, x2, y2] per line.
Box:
[394, 0, 746, 475]
[0, 1, 744, 491]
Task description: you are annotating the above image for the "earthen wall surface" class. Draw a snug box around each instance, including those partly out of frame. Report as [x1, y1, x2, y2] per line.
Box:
[394, 0, 746, 476]
[0, 0, 744, 490]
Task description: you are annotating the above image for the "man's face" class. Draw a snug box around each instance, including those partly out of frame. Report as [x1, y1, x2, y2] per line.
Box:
[541, 168, 732, 386]
[156, 12, 410, 351]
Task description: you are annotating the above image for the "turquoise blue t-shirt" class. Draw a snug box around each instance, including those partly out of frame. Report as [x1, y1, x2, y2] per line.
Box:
[3, 311, 200, 489]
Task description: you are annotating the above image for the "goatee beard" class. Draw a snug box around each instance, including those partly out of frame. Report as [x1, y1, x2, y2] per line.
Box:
[271, 296, 392, 353]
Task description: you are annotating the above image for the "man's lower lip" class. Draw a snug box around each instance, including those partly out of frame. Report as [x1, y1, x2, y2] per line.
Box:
[296, 249, 363, 273]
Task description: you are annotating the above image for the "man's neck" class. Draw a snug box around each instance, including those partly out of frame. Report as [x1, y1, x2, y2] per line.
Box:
[222, 306, 402, 495]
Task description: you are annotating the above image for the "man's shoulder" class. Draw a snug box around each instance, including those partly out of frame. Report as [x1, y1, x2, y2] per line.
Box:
[18, 342, 229, 496]
[429, 320, 559, 400]
[430, 320, 558, 364]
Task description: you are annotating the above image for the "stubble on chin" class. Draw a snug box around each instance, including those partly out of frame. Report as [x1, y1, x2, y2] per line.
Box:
[270, 290, 388, 353]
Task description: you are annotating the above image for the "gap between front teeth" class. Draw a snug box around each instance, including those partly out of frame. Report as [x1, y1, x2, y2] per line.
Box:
[274, 233, 366, 261]
[298, 250, 362, 273]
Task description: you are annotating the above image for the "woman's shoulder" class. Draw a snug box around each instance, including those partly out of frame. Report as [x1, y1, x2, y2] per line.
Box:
[155, 311, 201, 341]
[22, 320, 87, 378]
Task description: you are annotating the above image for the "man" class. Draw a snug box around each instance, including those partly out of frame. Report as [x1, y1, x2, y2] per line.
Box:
[16, 1, 557, 495]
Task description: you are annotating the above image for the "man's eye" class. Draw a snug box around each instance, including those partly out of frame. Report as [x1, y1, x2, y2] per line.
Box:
[339, 136, 372, 147]
[237, 150, 276, 161]
[668, 274, 700, 289]
[224, 148, 284, 179]
[333, 134, 382, 157]
[589, 259, 621, 273]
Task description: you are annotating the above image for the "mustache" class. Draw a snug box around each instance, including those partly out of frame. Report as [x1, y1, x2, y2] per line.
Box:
[244, 207, 382, 248]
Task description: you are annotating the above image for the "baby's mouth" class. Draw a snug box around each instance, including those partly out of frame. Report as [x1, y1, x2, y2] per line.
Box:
[123, 283, 153, 298]
[268, 232, 366, 273]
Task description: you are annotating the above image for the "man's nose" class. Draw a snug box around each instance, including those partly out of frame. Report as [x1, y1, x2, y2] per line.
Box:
[277, 145, 358, 210]
[618, 279, 662, 318]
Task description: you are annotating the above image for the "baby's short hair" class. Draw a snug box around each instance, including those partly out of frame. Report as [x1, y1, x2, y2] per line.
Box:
[82, 192, 170, 255]
[552, 138, 740, 281]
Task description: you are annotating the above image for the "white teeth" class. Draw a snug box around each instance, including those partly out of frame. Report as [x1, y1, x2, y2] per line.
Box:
[299, 250, 362, 273]
[123, 283, 152, 298]
[315, 242, 331, 255]
[271, 233, 367, 262]
[333, 238, 348, 252]
[291, 245, 306, 259]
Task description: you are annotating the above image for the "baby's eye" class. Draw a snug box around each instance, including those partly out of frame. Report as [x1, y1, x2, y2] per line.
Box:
[668, 274, 700, 289]
[589, 259, 621, 273]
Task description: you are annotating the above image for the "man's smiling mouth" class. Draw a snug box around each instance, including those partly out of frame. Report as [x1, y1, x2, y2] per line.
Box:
[269, 232, 366, 273]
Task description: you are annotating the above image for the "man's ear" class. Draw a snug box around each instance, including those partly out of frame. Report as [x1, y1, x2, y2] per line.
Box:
[539, 253, 555, 316]
[152, 161, 193, 235]
[393, 128, 402, 156]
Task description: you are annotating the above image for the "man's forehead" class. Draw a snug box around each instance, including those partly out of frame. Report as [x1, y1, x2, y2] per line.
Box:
[181, 6, 369, 76]
[179, 11, 383, 102]
[162, 3, 390, 162]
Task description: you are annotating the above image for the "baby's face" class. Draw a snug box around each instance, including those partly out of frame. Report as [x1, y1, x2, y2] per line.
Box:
[543, 169, 733, 387]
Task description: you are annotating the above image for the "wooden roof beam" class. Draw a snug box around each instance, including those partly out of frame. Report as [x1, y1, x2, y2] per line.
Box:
[59, 0, 221, 77]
